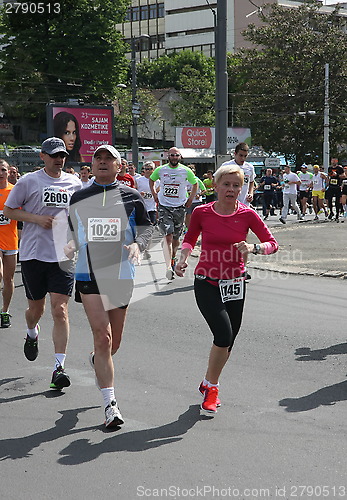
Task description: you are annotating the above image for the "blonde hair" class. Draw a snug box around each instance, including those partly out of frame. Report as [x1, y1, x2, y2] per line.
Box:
[214, 165, 244, 185]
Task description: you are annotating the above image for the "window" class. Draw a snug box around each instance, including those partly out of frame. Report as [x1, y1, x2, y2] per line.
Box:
[149, 4, 157, 19]
[158, 3, 164, 18]
[140, 5, 149, 20]
[132, 6, 139, 21]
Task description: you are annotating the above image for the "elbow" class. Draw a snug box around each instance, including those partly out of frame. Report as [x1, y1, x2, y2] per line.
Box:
[3, 206, 11, 218]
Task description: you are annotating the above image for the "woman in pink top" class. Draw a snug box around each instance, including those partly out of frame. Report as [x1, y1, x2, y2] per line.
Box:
[175, 165, 278, 415]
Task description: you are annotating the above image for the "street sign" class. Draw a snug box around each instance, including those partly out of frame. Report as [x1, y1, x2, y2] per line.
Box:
[265, 157, 280, 168]
[132, 102, 141, 116]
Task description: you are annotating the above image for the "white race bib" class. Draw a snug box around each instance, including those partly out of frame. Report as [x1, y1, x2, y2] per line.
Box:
[163, 183, 179, 198]
[88, 217, 121, 242]
[142, 192, 153, 199]
[42, 186, 70, 208]
[264, 184, 271, 190]
[219, 278, 244, 303]
[0, 210, 10, 225]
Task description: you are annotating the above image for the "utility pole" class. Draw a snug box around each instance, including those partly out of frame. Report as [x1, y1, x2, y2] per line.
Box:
[323, 63, 329, 172]
[131, 35, 149, 170]
[215, 0, 228, 169]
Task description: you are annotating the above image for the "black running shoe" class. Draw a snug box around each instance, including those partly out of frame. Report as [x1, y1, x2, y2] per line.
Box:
[24, 334, 39, 361]
[50, 366, 71, 390]
[0, 312, 12, 328]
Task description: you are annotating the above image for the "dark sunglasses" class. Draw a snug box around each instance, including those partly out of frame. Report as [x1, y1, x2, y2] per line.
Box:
[45, 152, 66, 159]
[144, 168, 153, 171]
[0, 168, 8, 172]
[169, 154, 180, 157]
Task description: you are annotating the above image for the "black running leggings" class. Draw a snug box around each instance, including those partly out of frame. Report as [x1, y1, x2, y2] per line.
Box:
[325, 186, 341, 215]
[194, 278, 246, 351]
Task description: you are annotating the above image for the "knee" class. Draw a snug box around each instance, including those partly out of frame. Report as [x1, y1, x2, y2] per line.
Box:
[3, 276, 14, 288]
[51, 302, 68, 323]
[94, 330, 112, 353]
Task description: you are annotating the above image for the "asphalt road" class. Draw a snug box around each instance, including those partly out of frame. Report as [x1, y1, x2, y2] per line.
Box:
[0, 237, 346, 500]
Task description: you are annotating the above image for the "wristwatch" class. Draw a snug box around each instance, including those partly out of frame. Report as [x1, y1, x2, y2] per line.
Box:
[253, 243, 261, 255]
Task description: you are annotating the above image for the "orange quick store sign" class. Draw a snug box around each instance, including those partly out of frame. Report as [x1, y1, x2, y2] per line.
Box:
[175, 127, 251, 150]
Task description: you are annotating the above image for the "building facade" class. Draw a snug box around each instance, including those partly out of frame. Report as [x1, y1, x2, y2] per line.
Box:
[117, 0, 347, 60]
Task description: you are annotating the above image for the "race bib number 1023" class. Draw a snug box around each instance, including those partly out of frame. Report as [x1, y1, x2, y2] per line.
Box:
[88, 218, 121, 242]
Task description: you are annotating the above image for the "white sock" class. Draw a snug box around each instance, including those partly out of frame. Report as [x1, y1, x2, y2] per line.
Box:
[101, 387, 115, 408]
[54, 353, 66, 370]
[27, 325, 39, 339]
[207, 382, 219, 388]
[203, 378, 209, 386]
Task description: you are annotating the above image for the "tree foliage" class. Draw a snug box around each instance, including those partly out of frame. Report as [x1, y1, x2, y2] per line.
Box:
[137, 50, 216, 126]
[113, 86, 161, 137]
[228, 0, 347, 164]
[0, 0, 130, 120]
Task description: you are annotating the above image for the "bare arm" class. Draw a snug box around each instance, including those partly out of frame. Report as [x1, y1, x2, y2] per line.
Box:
[149, 179, 159, 205]
[3, 206, 55, 229]
[185, 182, 198, 208]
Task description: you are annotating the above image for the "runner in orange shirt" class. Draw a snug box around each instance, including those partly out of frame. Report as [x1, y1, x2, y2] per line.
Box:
[0, 160, 18, 327]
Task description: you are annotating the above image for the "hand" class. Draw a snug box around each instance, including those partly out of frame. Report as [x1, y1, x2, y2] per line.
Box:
[124, 242, 141, 265]
[185, 199, 192, 209]
[246, 193, 253, 202]
[64, 240, 76, 259]
[233, 241, 253, 258]
[36, 215, 55, 229]
[175, 261, 188, 277]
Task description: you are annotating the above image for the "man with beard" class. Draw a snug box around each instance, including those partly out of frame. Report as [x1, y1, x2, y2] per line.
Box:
[149, 147, 197, 281]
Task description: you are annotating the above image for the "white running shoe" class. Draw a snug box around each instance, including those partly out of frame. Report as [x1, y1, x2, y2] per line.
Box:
[105, 400, 124, 428]
[166, 268, 174, 281]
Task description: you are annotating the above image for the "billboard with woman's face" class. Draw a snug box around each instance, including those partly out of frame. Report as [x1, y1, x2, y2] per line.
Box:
[46, 104, 114, 163]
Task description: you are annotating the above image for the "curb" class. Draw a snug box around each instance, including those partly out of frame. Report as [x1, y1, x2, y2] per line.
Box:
[248, 263, 347, 280]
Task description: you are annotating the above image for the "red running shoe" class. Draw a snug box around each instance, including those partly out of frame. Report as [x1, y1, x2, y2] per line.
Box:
[199, 381, 221, 407]
[201, 386, 219, 414]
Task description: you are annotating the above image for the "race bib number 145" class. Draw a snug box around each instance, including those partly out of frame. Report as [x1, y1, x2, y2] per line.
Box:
[218, 278, 244, 303]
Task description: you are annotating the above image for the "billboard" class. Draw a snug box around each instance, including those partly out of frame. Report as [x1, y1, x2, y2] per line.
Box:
[175, 126, 251, 150]
[46, 104, 114, 163]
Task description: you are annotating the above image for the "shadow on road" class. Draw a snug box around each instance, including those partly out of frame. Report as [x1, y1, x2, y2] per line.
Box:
[58, 404, 210, 465]
[0, 406, 100, 460]
[152, 284, 194, 296]
[279, 380, 347, 412]
[295, 342, 347, 361]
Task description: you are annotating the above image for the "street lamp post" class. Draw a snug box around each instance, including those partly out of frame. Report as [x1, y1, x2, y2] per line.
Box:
[215, 0, 228, 169]
[131, 35, 149, 169]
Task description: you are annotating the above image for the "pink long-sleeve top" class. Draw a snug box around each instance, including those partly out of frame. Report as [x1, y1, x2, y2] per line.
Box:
[182, 202, 279, 280]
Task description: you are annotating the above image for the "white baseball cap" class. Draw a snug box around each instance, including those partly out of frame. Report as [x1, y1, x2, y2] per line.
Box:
[93, 145, 121, 162]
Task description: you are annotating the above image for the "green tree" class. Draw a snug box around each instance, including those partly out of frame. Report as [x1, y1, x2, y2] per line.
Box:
[0, 0, 130, 122]
[113, 86, 161, 138]
[137, 50, 216, 126]
[228, 0, 347, 164]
